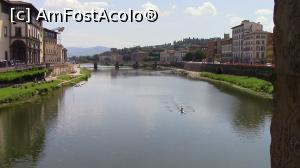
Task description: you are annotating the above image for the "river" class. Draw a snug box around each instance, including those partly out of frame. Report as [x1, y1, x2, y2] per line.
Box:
[0, 68, 272, 168]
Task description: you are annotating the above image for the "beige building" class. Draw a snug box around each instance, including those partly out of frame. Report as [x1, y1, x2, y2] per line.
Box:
[39, 27, 44, 64]
[160, 50, 186, 64]
[57, 44, 66, 64]
[221, 34, 233, 63]
[243, 31, 270, 64]
[266, 34, 274, 64]
[131, 51, 148, 62]
[112, 54, 123, 64]
[9, 1, 43, 65]
[44, 28, 64, 64]
[0, 0, 10, 65]
[232, 20, 263, 63]
[207, 39, 222, 62]
[0, 0, 66, 66]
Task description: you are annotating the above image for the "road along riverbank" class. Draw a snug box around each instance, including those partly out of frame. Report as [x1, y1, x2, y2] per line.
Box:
[162, 67, 273, 99]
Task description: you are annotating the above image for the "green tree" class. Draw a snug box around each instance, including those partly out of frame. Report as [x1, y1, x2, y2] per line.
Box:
[183, 50, 206, 62]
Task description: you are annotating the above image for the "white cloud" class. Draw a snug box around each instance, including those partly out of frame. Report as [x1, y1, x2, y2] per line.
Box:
[255, 9, 273, 16]
[229, 16, 244, 26]
[228, 8, 274, 32]
[255, 9, 274, 32]
[142, 1, 175, 17]
[185, 2, 217, 16]
[171, 5, 177, 10]
[256, 16, 274, 32]
[256, 16, 268, 25]
[142, 1, 160, 12]
[44, 0, 108, 11]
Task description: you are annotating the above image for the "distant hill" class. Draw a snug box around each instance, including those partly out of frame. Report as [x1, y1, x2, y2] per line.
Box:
[67, 46, 110, 57]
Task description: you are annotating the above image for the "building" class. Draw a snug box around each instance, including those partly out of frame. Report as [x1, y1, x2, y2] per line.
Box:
[63, 48, 68, 63]
[99, 55, 112, 64]
[221, 34, 233, 63]
[232, 20, 263, 63]
[44, 28, 58, 64]
[266, 33, 274, 64]
[43, 28, 67, 64]
[243, 31, 270, 64]
[189, 44, 208, 56]
[207, 39, 222, 63]
[0, 0, 66, 67]
[39, 27, 44, 64]
[0, 0, 10, 66]
[160, 50, 186, 64]
[112, 54, 123, 64]
[9, 1, 43, 65]
[131, 51, 148, 62]
[57, 44, 64, 64]
[110, 48, 123, 63]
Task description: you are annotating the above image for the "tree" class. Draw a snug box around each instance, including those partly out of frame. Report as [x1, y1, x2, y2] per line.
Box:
[183, 50, 206, 62]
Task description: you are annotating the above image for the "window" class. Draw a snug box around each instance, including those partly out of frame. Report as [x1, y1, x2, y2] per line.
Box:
[15, 27, 22, 37]
[5, 51, 8, 60]
[4, 26, 8, 37]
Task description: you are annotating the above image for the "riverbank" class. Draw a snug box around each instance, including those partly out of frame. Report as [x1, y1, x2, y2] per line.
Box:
[0, 68, 47, 85]
[163, 67, 273, 99]
[0, 68, 91, 105]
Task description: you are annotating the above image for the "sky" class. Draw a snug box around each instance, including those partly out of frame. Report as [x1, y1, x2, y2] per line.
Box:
[17, 0, 274, 48]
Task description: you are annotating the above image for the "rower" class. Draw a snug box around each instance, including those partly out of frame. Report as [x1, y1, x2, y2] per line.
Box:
[180, 106, 184, 114]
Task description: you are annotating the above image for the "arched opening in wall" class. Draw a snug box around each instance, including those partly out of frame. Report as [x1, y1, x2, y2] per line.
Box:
[11, 40, 26, 64]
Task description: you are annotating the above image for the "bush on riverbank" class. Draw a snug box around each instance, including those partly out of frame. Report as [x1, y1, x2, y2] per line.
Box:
[0, 81, 60, 104]
[200, 72, 274, 94]
[0, 68, 47, 84]
[0, 68, 92, 105]
[80, 68, 92, 80]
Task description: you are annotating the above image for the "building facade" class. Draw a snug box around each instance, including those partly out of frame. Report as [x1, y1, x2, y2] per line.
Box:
[10, 1, 43, 65]
[0, 0, 10, 65]
[131, 51, 148, 62]
[266, 34, 274, 64]
[160, 50, 186, 64]
[0, 0, 66, 67]
[221, 35, 233, 63]
[44, 28, 58, 64]
[243, 31, 270, 64]
[232, 20, 263, 63]
[207, 40, 222, 63]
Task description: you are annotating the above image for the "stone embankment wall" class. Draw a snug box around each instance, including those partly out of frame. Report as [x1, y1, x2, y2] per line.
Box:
[47, 64, 77, 77]
[168, 62, 275, 83]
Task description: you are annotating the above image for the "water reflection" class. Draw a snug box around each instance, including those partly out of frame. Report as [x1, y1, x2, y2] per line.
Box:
[0, 69, 272, 168]
[103, 69, 273, 138]
[212, 82, 272, 138]
[0, 90, 64, 167]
